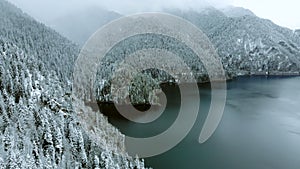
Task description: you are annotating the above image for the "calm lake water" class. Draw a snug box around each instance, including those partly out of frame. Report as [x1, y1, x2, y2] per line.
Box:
[106, 76, 300, 169]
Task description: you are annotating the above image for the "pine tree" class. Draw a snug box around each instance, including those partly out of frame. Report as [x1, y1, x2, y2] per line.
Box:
[3, 127, 12, 152]
[21, 154, 35, 169]
[77, 131, 88, 168]
[134, 155, 145, 169]
[53, 121, 63, 166]
[100, 150, 115, 169]
[6, 69, 13, 94]
[43, 121, 55, 162]
[0, 92, 9, 134]
[32, 140, 42, 168]
[0, 62, 5, 90]
[0, 156, 4, 169]
[6, 149, 20, 169]
[94, 155, 100, 169]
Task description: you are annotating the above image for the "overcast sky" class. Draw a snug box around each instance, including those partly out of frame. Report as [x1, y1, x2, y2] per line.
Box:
[7, 0, 300, 29]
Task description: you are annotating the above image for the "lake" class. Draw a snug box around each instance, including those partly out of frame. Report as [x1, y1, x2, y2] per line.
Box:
[103, 76, 300, 169]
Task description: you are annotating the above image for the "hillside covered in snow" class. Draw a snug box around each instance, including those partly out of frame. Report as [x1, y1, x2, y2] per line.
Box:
[87, 7, 300, 105]
[172, 7, 300, 76]
[0, 0, 148, 168]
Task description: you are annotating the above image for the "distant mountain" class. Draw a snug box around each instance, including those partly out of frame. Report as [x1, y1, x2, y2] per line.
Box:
[0, 0, 147, 168]
[42, 5, 300, 80]
[48, 7, 122, 45]
[169, 7, 300, 76]
[93, 7, 300, 105]
[221, 6, 256, 17]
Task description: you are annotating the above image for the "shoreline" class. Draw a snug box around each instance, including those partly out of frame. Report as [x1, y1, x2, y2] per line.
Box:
[93, 74, 300, 115]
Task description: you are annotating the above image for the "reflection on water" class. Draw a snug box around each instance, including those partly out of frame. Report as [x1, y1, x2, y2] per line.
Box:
[102, 76, 300, 169]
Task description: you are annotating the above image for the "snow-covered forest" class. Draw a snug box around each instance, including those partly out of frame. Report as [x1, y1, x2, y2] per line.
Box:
[92, 7, 300, 105]
[0, 0, 148, 168]
[171, 7, 300, 75]
[52, 6, 300, 105]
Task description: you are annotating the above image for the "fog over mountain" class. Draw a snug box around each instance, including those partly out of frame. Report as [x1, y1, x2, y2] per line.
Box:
[7, 0, 300, 30]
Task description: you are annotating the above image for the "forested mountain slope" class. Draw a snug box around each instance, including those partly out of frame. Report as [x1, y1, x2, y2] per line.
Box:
[0, 0, 78, 82]
[171, 7, 300, 76]
[46, 6, 300, 78]
[87, 8, 300, 105]
[0, 0, 147, 168]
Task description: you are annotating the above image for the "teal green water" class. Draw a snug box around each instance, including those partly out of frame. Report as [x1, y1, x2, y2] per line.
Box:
[107, 76, 300, 169]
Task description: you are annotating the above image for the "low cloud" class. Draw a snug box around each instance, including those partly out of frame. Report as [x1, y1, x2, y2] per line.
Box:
[7, 0, 300, 29]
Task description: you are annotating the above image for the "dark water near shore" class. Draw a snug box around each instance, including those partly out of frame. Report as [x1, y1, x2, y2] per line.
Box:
[101, 76, 300, 169]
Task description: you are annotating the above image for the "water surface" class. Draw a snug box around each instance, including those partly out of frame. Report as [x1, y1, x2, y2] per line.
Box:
[107, 76, 300, 169]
